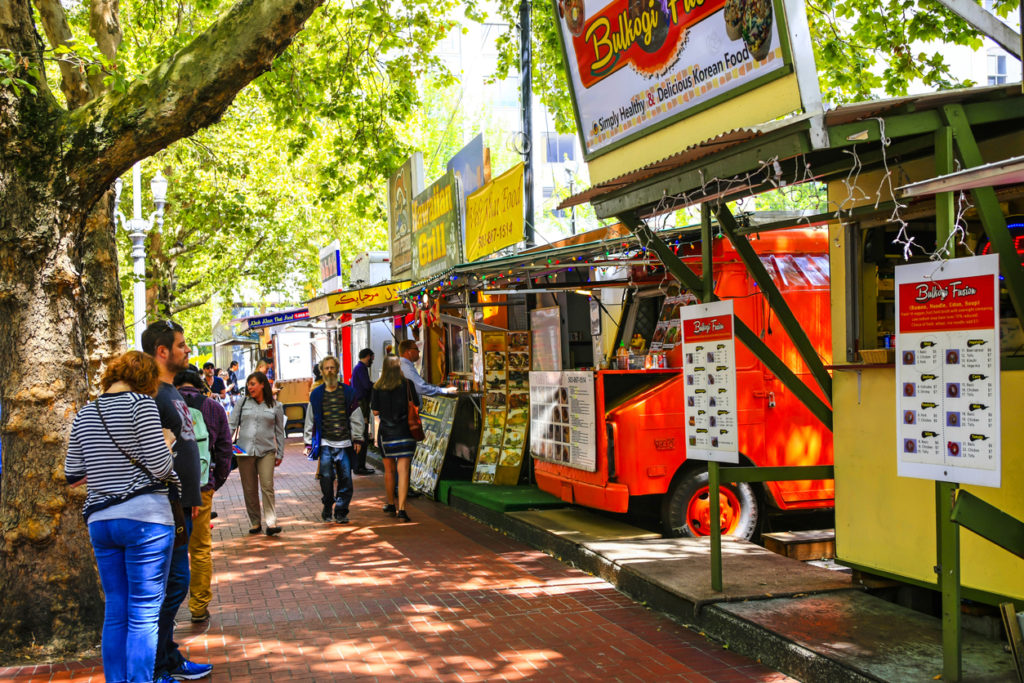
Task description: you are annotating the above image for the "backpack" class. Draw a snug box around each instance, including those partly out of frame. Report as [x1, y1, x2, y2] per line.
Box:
[188, 407, 211, 485]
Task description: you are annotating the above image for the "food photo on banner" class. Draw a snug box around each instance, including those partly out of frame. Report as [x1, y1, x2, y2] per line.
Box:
[554, 0, 792, 157]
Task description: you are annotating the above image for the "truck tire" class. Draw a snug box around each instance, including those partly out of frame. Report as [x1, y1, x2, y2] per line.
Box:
[661, 468, 760, 540]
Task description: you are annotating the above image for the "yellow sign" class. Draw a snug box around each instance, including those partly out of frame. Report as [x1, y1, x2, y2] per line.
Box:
[465, 163, 524, 262]
[307, 281, 410, 318]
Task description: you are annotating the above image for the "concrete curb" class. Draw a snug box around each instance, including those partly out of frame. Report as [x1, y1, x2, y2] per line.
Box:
[449, 495, 879, 683]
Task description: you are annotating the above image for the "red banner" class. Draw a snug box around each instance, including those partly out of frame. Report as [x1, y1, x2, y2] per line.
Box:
[898, 274, 995, 333]
[570, 0, 725, 88]
[682, 314, 733, 343]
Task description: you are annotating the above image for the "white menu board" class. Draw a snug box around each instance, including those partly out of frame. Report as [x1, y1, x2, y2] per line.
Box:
[529, 371, 596, 472]
[896, 255, 1001, 487]
[681, 300, 739, 464]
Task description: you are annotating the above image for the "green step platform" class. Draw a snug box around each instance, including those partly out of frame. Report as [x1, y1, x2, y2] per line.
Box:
[439, 481, 565, 512]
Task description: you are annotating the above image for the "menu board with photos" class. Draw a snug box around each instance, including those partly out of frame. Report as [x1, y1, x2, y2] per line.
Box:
[473, 332, 533, 483]
[498, 332, 532, 478]
[529, 371, 597, 472]
[896, 254, 1001, 488]
[649, 293, 699, 354]
[474, 332, 508, 483]
[410, 395, 458, 497]
[680, 300, 740, 464]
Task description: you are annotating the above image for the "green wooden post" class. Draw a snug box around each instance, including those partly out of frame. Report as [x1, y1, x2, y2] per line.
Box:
[701, 205, 722, 591]
[709, 461, 723, 591]
[936, 480, 962, 682]
[935, 126, 954, 257]
[701, 203, 713, 301]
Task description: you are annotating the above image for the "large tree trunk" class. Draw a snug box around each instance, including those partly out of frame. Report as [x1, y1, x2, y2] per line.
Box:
[0, 0, 326, 658]
[0, 59, 105, 654]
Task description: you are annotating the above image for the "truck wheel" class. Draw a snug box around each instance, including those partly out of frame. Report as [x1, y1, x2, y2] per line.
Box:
[661, 469, 760, 540]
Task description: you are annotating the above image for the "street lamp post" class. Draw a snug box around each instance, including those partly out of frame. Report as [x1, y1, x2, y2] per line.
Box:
[113, 162, 167, 349]
[565, 166, 577, 236]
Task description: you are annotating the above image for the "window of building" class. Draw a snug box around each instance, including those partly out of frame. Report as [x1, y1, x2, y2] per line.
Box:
[988, 52, 1007, 85]
[545, 134, 576, 164]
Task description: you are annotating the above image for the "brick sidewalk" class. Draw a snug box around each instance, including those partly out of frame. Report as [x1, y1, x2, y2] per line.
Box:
[3, 439, 793, 682]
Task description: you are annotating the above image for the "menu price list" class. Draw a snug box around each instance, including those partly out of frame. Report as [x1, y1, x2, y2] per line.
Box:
[895, 255, 1001, 487]
[528, 371, 596, 472]
[680, 301, 740, 464]
[410, 395, 458, 497]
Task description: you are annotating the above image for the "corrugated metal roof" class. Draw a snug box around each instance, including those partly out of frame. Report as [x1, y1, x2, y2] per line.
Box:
[558, 84, 1022, 211]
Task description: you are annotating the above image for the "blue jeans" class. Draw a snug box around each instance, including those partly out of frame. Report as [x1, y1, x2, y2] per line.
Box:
[155, 514, 193, 676]
[89, 519, 175, 683]
[319, 445, 353, 514]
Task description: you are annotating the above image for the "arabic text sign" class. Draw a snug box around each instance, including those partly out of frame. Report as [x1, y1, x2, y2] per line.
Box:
[308, 281, 411, 317]
[896, 254, 1001, 488]
[246, 309, 310, 330]
[411, 170, 463, 281]
[465, 163, 524, 262]
[681, 300, 739, 463]
[555, 0, 791, 157]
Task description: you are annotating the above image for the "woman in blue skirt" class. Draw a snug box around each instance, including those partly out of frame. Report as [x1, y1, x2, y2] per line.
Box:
[371, 356, 419, 522]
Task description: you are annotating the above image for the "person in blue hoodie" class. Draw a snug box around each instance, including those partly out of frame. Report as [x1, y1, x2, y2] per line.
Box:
[303, 356, 364, 523]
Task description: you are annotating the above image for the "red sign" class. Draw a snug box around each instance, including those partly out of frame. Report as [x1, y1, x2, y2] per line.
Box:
[570, 0, 724, 88]
[682, 313, 733, 343]
[898, 274, 996, 334]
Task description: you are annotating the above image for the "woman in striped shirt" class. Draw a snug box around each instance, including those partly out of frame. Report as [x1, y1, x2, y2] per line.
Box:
[371, 356, 420, 522]
[65, 350, 180, 683]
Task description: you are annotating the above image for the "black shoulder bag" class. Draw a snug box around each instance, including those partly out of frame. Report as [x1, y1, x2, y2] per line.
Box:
[95, 398, 188, 547]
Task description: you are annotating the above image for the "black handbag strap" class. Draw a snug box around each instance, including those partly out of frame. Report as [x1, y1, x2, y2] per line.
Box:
[95, 396, 180, 500]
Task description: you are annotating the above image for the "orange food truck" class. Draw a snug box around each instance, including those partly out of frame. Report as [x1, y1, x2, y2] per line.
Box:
[530, 228, 833, 539]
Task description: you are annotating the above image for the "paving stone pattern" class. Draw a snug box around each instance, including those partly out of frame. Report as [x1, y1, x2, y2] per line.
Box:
[3, 439, 794, 682]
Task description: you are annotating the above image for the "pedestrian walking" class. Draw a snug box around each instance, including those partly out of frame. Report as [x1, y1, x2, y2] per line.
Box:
[64, 350, 179, 683]
[303, 356, 364, 523]
[371, 356, 420, 522]
[229, 371, 286, 536]
[173, 369, 232, 624]
[350, 348, 376, 475]
[202, 362, 226, 400]
[140, 321, 212, 682]
[227, 361, 241, 406]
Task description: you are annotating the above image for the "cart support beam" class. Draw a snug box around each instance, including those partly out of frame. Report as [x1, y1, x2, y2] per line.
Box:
[716, 204, 833, 402]
[619, 211, 833, 431]
[951, 490, 1024, 560]
[936, 480, 962, 682]
[942, 103, 1024, 324]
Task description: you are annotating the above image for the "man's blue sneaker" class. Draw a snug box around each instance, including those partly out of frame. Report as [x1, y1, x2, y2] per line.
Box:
[154, 675, 176, 683]
[169, 659, 213, 680]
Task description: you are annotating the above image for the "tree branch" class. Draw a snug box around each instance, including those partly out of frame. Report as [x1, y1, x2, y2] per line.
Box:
[63, 0, 327, 209]
[170, 294, 213, 316]
[31, 0, 93, 108]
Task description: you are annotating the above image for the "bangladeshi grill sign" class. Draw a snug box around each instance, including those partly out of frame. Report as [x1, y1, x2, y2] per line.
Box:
[680, 300, 739, 464]
[554, 0, 791, 157]
[411, 170, 463, 282]
[896, 255, 1001, 488]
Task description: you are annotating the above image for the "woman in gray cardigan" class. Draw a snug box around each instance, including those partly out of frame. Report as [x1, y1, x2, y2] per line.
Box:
[229, 372, 286, 535]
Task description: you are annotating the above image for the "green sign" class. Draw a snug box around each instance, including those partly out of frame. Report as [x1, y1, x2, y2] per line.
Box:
[411, 170, 463, 282]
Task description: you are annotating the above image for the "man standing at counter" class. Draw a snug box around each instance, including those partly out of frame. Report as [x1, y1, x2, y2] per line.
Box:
[398, 340, 456, 397]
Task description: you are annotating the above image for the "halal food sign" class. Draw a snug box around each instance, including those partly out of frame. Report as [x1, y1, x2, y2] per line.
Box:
[555, 0, 792, 157]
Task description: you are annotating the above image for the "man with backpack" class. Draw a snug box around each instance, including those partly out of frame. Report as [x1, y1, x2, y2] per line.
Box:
[174, 368, 232, 625]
